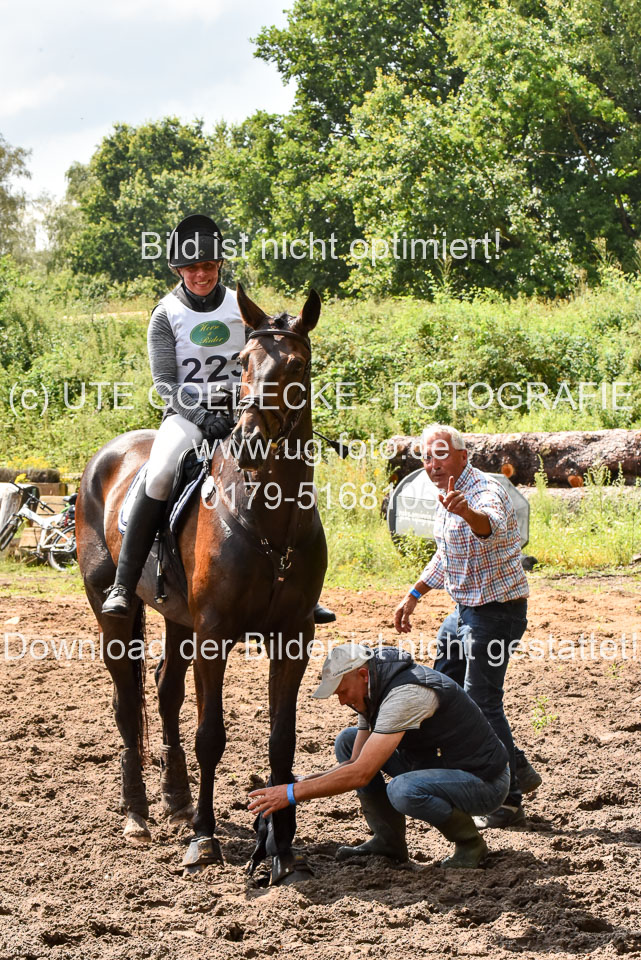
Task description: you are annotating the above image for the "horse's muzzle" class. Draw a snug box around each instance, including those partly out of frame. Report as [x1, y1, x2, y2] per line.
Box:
[230, 423, 270, 470]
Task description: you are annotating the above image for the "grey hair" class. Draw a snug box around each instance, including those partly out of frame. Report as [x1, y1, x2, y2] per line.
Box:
[420, 424, 466, 452]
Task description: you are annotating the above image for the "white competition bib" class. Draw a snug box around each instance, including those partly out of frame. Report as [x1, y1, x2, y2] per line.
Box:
[160, 286, 245, 408]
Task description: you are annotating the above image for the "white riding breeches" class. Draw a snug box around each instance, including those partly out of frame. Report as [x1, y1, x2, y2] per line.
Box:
[145, 414, 204, 501]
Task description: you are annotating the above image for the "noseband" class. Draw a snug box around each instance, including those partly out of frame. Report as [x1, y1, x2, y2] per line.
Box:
[234, 326, 312, 446]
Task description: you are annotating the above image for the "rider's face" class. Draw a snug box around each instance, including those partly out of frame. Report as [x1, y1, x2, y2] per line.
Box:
[179, 260, 221, 297]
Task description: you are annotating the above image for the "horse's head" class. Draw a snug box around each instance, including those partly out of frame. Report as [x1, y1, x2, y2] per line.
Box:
[231, 284, 321, 470]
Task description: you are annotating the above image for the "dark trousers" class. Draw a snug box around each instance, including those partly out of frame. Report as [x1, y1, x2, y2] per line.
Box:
[434, 601, 528, 807]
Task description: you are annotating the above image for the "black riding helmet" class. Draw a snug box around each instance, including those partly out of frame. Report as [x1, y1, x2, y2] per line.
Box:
[168, 214, 224, 270]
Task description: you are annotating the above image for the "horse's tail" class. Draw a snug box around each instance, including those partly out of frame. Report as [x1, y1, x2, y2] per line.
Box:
[132, 600, 148, 763]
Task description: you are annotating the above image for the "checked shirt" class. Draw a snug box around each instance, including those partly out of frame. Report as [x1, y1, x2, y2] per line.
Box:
[420, 463, 529, 606]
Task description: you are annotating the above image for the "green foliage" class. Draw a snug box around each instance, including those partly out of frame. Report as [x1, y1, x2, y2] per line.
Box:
[48, 0, 641, 298]
[0, 134, 31, 259]
[254, 0, 462, 132]
[1, 259, 640, 470]
[531, 695, 558, 732]
[52, 118, 235, 284]
[529, 470, 641, 571]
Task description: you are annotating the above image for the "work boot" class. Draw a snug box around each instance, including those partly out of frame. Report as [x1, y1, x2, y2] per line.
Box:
[102, 488, 167, 618]
[473, 804, 526, 830]
[336, 790, 408, 862]
[313, 603, 336, 624]
[438, 808, 488, 868]
[516, 754, 542, 794]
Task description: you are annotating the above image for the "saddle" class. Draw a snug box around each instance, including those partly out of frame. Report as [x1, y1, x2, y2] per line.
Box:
[119, 448, 209, 601]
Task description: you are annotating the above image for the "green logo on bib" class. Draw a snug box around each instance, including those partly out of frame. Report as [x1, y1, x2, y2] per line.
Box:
[190, 321, 231, 347]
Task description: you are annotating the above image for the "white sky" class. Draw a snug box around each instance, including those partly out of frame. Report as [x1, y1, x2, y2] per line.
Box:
[0, 0, 296, 201]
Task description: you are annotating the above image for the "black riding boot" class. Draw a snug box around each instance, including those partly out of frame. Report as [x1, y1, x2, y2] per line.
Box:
[313, 603, 336, 624]
[102, 488, 167, 618]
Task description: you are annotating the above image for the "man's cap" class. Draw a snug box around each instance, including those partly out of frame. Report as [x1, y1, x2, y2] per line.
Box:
[168, 214, 224, 268]
[312, 643, 373, 698]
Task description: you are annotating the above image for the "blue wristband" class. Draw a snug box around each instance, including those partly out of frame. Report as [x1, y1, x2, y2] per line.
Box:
[409, 588, 422, 600]
[287, 782, 297, 806]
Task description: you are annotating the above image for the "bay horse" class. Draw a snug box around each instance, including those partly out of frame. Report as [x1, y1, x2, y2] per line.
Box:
[75, 285, 327, 884]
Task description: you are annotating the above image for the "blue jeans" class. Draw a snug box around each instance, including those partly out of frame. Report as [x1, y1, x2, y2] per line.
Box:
[434, 601, 528, 807]
[335, 727, 510, 828]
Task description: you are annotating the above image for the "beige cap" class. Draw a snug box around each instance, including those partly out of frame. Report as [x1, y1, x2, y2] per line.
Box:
[312, 643, 373, 698]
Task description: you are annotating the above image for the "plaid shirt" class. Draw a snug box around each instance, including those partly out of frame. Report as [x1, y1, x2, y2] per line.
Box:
[420, 464, 529, 606]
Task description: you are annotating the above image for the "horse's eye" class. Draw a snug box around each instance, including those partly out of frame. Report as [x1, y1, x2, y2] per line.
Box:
[289, 358, 305, 374]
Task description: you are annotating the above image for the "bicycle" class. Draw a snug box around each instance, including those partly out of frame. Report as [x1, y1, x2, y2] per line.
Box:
[0, 476, 77, 571]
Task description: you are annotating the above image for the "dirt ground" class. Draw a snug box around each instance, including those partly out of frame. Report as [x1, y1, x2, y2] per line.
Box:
[1, 578, 640, 960]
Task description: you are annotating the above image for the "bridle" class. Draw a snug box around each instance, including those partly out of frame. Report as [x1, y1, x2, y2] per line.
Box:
[233, 326, 312, 448]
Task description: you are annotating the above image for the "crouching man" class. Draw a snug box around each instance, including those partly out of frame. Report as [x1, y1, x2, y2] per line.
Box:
[249, 643, 510, 869]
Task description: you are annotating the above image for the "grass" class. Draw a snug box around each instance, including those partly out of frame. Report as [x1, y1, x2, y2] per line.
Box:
[0, 557, 84, 598]
[527, 467, 641, 573]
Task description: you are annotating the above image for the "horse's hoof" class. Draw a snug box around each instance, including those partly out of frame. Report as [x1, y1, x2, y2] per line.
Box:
[123, 812, 151, 844]
[163, 802, 195, 825]
[271, 853, 314, 886]
[181, 836, 223, 877]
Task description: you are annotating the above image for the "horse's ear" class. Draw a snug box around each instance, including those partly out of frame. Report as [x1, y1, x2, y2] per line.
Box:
[296, 289, 321, 333]
[236, 282, 268, 330]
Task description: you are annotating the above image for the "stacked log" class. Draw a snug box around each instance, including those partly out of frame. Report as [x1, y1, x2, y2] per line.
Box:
[386, 430, 641, 487]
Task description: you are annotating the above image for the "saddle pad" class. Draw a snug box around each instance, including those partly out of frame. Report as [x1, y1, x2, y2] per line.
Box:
[118, 455, 209, 536]
[118, 464, 147, 533]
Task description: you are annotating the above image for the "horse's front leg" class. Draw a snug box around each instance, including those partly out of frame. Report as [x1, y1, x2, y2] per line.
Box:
[182, 627, 230, 875]
[266, 620, 313, 885]
[155, 618, 194, 823]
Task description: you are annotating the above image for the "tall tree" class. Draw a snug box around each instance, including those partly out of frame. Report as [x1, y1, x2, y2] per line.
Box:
[56, 118, 232, 283]
[0, 134, 31, 257]
[254, 0, 463, 132]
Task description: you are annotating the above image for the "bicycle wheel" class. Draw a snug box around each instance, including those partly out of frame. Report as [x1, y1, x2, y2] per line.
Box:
[47, 531, 77, 571]
[0, 518, 21, 552]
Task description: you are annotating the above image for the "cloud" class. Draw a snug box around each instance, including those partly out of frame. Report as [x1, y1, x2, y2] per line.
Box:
[0, 75, 67, 119]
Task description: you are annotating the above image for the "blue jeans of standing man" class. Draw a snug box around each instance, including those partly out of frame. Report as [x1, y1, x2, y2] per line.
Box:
[434, 601, 528, 807]
[335, 726, 510, 827]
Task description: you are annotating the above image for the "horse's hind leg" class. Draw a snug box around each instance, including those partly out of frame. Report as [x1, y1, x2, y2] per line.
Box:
[155, 618, 194, 823]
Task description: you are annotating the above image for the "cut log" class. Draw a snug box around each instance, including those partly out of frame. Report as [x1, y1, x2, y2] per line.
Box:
[385, 430, 641, 486]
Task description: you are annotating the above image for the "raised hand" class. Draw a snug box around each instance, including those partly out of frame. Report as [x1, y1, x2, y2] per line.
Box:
[438, 476, 470, 518]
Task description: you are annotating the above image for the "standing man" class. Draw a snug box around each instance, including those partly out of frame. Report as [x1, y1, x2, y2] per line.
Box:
[394, 424, 532, 828]
[249, 643, 510, 868]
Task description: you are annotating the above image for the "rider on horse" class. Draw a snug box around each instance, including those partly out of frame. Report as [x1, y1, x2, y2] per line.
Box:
[101, 214, 335, 624]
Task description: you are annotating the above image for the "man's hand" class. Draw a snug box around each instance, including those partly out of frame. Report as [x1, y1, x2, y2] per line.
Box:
[394, 593, 417, 634]
[439, 476, 491, 536]
[439, 476, 470, 517]
[248, 783, 289, 818]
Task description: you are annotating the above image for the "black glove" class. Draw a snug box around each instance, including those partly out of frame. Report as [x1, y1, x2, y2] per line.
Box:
[207, 383, 234, 415]
[200, 412, 234, 440]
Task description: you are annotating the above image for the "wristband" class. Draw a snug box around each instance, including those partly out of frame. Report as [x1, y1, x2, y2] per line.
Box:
[287, 782, 297, 806]
[409, 588, 422, 600]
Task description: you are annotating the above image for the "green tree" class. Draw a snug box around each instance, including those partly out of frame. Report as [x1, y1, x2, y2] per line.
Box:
[340, 0, 641, 297]
[55, 118, 232, 284]
[0, 134, 31, 257]
[254, 0, 462, 131]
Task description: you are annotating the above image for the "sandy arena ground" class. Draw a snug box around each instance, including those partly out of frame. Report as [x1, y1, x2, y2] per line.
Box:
[0, 578, 640, 960]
